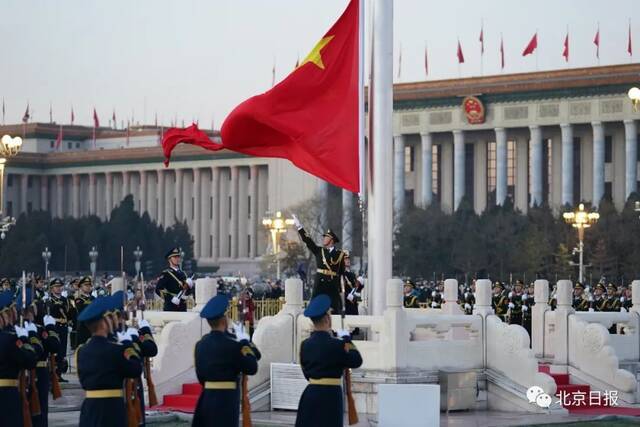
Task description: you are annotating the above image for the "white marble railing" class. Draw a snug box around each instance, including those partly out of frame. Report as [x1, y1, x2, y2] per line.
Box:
[572, 312, 640, 362]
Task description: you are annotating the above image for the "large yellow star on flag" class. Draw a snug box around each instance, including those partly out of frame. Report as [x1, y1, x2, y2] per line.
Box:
[299, 35, 335, 70]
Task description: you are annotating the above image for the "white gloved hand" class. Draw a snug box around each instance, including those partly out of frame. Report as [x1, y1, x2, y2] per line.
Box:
[431, 301, 438, 308]
[336, 329, 350, 339]
[14, 326, 28, 339]
[43, 315, 56, 327]
[61, 290, 68, 298]
[522, 305, 529, 312]
[186, 277, 194, 288]
[431, 291, 437, 298]
[42, 293, 50, 302]
[25, 322, 38, 334]
[126, 327, 139, 340]
[620, 296, 625, 302]
[171, 296, 180, 305]
[347, 293, 355, 302]
[117, 331, 133, 343]
[464, 292, 469, 299]
[508, 292, 514, 299]
[522, 294, 528, 301]
[508, 302, 515, 309]
[588, 296, 594, 302]
[91, 290, 98, 298]
[233, 322, 250, 342]
[138, 319, 151, 330]
[588, 308, 594, 312]
[291, 214, 302, 229]
[464, 303, 471, 310]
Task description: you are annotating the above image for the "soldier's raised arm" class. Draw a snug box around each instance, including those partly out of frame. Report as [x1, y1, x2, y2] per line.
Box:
[293, 214, 320, 255]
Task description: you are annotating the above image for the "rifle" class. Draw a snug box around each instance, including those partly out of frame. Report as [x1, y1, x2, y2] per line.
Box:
[339, 275, 358, 425]
[140, 273, 158, 407]
[44, 283, 62, 399]
[121, 247, 141, 427]
[19, 272, 33, 427]
[241, 373, 251, 427]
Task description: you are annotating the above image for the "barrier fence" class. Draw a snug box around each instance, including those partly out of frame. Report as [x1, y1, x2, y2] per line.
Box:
[148, 296, 286, 323]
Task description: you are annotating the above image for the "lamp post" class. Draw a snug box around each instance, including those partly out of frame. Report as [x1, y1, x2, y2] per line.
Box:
[88, 246, 99, 280]
[0, 134, 23, 239]
[262, 211, 294, 280]
[563, 203, 600, 283]
[133, 246, 143, 279]
[42, 247, 52, 279]
[629, 87, 640, 112]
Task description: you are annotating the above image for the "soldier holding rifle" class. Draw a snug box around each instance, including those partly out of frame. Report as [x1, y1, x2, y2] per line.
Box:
[155, 248, 194, 312]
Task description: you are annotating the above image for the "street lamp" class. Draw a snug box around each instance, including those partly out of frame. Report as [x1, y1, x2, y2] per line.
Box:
[563, 203, 600, 283]
[133, 246, 143, 279]
[629, 87, 640, 112]
[262, 211, 295, 280]
[88, 246, 99, 280]
[0, 134, 23, 237]
[42, 247, 52, 279]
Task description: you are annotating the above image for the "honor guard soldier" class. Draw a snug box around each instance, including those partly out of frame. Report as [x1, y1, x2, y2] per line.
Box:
[292, 214, 346, 313]
[0, 290, 39, 427]
[48, 278, 73, 383]
[155, 248, 194, 312]
[592, 283, 608, 312]
[73, 276, 95, 349]
[76, 297, 143, 427]
[341, 252, 363, 316]
[492, 282, 509, 322]
[192, 295, 261, 427]
[295, 295, 363, 427]
[605, 284, 621, 312]
[573, 283, 590, 311]
[403, 281, 419, 308]
[507, 280, 525, 325]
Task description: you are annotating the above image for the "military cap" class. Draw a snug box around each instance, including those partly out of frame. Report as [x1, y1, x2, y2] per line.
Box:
[200, 294, 229, 320]
[78, 297, 109, 323]
[165, 247, 182, 259]
[494, 281, 504, 290]
[595, 283, 606, 292]
[515, 280, 524, 286]
[574, 282, 585, 290]
[607, 283, 617, 291]
[0, 290, 13, 311]
[78, 276, 93, 287]
[404, 280, 415, 288]
[304, 294, 332, 319]
[322, 229, 340, 244]
[343, 250, 350, 258]
[49, 278, 63, 288]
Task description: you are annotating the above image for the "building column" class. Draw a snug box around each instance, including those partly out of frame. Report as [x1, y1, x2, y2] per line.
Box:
[139, 171, 147, 214]
[182, 170, 191, 225]
[219, 169, 230, 258]
[175, 169, 183, 221]
[420, 132, 433, 208]
[624, 120, 638, 199]
[72, 174, 81, 218]
[88, 173, 96, 216]
[40, 176, 48, 211]
[193, 168, 202, 258]
[20, 174, 28, 214]
[105, 172, 113, 219]
[495, 127, 508, 206]
[238, 168, 249, 258]
[257, 166, 269, 255]
[122, 171, 130, 201]
[156, 170, 165, 226]
[249, 165, 258, 258]
[530, 125, 543, 207]
[515, 137, 529, 213]
[560, 124, 574, 206]
[56, 175, 64, 218]
[453, 130, 465, 210]
[342, 189, 353, 252]
[211, 167, 220, 260]
[592, 121, 605, 206]
[230, 166, 239, 259]
[393, 134, 406, 217]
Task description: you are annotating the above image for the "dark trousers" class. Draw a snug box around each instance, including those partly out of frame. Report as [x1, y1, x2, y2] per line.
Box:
[32, 366, 50, 427]
[55, 324, 68, 376]
[0, 386, 23, 427]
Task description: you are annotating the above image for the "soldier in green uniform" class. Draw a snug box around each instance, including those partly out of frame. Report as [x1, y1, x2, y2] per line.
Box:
[73, 276, 95, 349]
[605, 284, 621, 312]
[572, 283, 591, 311]
[492, 282, 508, 321]
[591, 283, 607, 311]
[295, 294, 363, 427]
[403, 281, 419, 308]
[292, 214, 346, 313]
[155, 248, 194, 312]
[508, 280, 525, 325]
[47, 278, 73, 382]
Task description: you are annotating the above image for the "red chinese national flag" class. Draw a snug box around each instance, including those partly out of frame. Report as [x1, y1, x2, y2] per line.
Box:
[457, 41, 465, 63]
[162, 0, 361, 192]
[522, 33, 538, 56]
[562, 33, 569, 62]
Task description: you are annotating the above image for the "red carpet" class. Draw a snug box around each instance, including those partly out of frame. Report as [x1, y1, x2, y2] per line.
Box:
[538, 364, 640, 416]
[150, 382, 202, 413]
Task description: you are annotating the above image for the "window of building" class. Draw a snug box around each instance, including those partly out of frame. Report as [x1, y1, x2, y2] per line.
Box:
[405, 189, 414, 209]
[50, 141, 54, 149]
[27, 176, 33, 188]
[604, 136, 613, 163]
[210, 197, 213, 219]
[7, 175, 12, 187]
[76, 142, 80, 149]
[247, 235, 251, 256]
[248, 195, 251, 218]
[507, 140, 516, 199]
[27, 202, 32, 213]
[67, 142, 72, 150]
[228, 235, 232, 258]
[228, 196, 232, 219]
[547, 139, 553, 203]
[7, 201, 12, 217]
[209, 236, 213, 256]
[174, 199, 176, 218]
[487, 141, 496, 195]
[431, 144, 439, 198]
[191, 197, 195, 220]
[604, 182, 613, 202]
[404, 145, 415, 172]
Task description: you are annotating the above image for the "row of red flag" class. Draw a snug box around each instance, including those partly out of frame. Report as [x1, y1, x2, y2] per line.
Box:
[424, 24, 635, 74]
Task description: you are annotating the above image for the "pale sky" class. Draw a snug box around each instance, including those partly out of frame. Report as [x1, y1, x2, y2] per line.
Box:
[1, 0, 638, 128]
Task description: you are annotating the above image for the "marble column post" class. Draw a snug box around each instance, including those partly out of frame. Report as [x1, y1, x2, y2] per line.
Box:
[105, 172, 113, 219]
[211, 167, 220, 260]
[230, 167, 239, 259]
[591, 122, 605, 206]
[342, 190, 353, 252]
[515, 137, 529, 213]
[420, 132, 433, 208]
[20, 174, 28, 214]
[193, 168, 202, 258]
[495, 127, 507, 206]
[175, 169, 183, 221]
[393, 134, 406, 217]
[560, 123, 574, 206]
[89, 173, 96, 216]
[40, 176, 48, 211]
[530, 125, 543, 207]
[56, 175, 64, 218]
[72, 174, 81, 218]
[453, 130, 465, 210]
[156, 170, 165, 226]
[249, 165, 258, 258]
[139, 171, 147, 214]
[624, 120, 638, 199]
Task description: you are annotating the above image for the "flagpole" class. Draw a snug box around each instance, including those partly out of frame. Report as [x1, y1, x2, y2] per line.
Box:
[535, 29, 539, 71]
[480, 19, 484, 76]
[597, 22, 600, 66]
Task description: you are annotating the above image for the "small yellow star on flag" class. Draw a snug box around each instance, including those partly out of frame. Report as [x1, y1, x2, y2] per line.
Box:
[298, 36, 335, 70]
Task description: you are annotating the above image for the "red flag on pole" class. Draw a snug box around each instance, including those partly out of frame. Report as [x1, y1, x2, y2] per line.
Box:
[162, 0, 362, 192]
[522, 33, 538, 56]
[49, 103, 53, 123]
[457, 40, 465, 63]
[22, 104, 30, 123]
[71, 107, 75, 124]
[479, 26, 484, 54]
[500, 35, 505, 69]
[593, 27, 600, 59]
[562, 33, 569, 62]
[55, 125, 63, 151]
[112, 110, 116, 128]
[93, 108, 100, 128]
[628, 23, 633, 56]
[424, 44, 429, 76]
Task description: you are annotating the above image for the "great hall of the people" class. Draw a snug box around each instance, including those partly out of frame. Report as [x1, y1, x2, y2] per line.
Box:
[2, 64, 640, 274]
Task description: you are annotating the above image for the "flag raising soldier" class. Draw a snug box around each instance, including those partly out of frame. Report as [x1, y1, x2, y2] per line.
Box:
[154, 248, 194, 312]
[292, 214, 346, 314]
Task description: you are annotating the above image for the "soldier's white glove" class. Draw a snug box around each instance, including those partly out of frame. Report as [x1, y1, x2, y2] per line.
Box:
[14, 326, 28, 339]
[347, 293, 355, 302]
[588, 308, 594, 312]
[91, 290, 98, 298]
[43, 293, 50, 302]
[464, 292, 469, 299]
[186, 277, 194, 288]
[620, 296, 625, 303]
[126, 327, 139, 340]
[508, 291, 514, 299]
[431, 301, 438, 308]
[588, 296, 594, 302]
[431, 291, 437, 298]
[25, 322, 38, 334]
[117, 331, 133, 343]
[171, 296, 180, 305]
[138, 319, 151, 330]
[61, 290, 68, 298]
[522, 294, 528, 301]
[464, 303, 471, 310]
[233, 322, 250, 342]
[508, 302, 515, 309]
[336, 329, 350, 339]
[43, 315, 56, 327]
[522, 305, 529, 312]
[291, 214, 302, 230]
